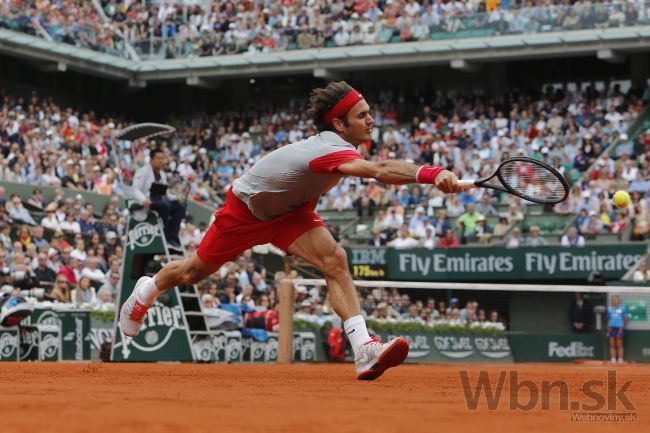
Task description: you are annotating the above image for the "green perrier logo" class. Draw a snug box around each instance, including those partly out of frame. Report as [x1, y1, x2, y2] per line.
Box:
[127, 222, 160, 251]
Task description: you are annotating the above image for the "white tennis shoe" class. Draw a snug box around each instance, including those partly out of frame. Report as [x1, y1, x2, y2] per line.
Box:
[119, 276, 152, 337]
[355, 336, 409, 380]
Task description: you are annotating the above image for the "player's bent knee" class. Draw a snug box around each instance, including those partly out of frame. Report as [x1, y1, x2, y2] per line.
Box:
[321, 247, 348, 275]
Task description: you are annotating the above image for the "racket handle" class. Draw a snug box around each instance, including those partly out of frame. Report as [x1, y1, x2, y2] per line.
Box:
[458, 179, 478, 189]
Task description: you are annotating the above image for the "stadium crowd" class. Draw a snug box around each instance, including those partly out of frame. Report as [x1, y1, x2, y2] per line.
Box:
[2, 0, 650, 59]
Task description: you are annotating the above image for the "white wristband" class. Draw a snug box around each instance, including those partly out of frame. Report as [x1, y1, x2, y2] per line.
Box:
[415, 166, 424, 183]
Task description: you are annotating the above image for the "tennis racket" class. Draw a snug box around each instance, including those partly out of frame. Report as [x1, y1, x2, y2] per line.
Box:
[458, 157, 569, 204]
[116, 123, 176, 141]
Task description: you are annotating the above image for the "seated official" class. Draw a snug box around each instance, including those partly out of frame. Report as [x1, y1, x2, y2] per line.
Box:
[131, 148, 186, 249]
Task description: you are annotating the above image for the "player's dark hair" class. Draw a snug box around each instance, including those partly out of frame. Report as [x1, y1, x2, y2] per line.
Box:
[307, 81, 354, 132]
[150, 148, 165, 159]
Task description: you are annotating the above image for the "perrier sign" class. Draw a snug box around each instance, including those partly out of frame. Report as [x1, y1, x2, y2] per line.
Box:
[111, 213, 194, 361]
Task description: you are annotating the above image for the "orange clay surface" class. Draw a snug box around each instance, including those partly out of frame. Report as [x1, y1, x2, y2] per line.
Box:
[1, 362, 648, 433]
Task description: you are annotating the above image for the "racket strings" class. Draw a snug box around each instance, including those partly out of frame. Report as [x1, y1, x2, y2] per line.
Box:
[498, 160, 567, 203]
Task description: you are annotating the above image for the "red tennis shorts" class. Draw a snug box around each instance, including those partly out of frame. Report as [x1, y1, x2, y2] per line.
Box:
[197, 189, 326, 266]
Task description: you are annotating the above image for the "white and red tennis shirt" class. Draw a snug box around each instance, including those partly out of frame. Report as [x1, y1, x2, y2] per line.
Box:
[232, 131, 363, 220]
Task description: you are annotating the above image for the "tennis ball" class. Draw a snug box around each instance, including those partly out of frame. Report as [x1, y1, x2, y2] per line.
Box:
[613, 190, 631, 209]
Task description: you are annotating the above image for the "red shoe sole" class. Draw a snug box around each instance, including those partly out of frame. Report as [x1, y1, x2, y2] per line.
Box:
[357, 337, 409, 381]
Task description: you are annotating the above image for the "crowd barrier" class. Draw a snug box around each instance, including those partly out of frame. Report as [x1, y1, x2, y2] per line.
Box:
[4, 310, 649, 363]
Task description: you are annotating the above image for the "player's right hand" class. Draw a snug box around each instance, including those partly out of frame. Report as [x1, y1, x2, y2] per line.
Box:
[435, 171, 464, 194]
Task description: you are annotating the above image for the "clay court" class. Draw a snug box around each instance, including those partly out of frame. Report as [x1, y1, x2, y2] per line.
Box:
[2, 363, 648, 433]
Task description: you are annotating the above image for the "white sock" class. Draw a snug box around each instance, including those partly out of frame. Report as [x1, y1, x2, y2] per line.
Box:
[137, 275, 162, 306]
[618, 358, 624, 363]
[344, 315, 371, 356]
[611, 357, 616, 363]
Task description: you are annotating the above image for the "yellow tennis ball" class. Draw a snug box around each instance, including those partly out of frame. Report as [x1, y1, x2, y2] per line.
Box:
[613, 191, 631, 208]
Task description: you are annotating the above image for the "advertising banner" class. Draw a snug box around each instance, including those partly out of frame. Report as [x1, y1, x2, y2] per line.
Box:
[507, 333, 607, 362]
[0, 326, 18, 361]
[347, 245, 646, 282]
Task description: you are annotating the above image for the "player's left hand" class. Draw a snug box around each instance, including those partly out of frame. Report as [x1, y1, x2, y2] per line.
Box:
[435, 171, 464, 194]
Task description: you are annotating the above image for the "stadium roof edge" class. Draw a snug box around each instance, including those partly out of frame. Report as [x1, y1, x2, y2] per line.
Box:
[1, 26, 649, 83]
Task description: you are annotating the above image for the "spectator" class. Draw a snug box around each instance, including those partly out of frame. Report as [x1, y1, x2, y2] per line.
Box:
[8, 195, 36, 226]
[419, 226, 436, 249]
[633, 261, 650, 283]
[72, 276, 96, 305]
[475, 194, 497, 216]
[26, 188, 45, 211]
[525, 225, 548, 247]
[78, 209, 96, 235]
[32, 252, 56, 287]
[610, 211, 630, 234]
[505, 203, 524, 225]
[385, 207, 404, 231]
[505, 226, 523, 248]
[355, 195, 375, 217]
[370, 302, 401, 322]
[569, 292, 593, 333]
[562, 227, 586, 247]
[95, 287, 113, 307]
[474, 215, 493, 245]
[370, 227, 388, 247]
[99, 272, 121, 301]
[456, 204, 483, 238]
[81, 257, 107, 285]
[581, 210, 604, 235]
[60, 212, 81, 234]
[48, 275, 71, 303]
[432, 208, 451, 237]
[388, 225, 419, 249]
[31, 226, 49, 250]
[408, 206, 427, 234]
[492, 215, 511, 238]
[438, 228, 459, 249]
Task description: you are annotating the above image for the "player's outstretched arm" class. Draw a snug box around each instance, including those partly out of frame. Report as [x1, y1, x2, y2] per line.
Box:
[337, 159, 463, 193]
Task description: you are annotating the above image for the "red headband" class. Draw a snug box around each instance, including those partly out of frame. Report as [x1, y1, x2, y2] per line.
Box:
[323, 89, 365, 125]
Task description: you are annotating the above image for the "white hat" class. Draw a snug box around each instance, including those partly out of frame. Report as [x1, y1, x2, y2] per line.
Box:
[589, 210, 597, 217]
[416, 206, 425, 213]
[620, 133, 628, 141]
[106, 231, 117, 239]
[70, 250, 85, 262]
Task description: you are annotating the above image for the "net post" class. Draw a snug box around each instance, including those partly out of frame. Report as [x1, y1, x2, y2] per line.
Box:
[278, 278, 294, 364]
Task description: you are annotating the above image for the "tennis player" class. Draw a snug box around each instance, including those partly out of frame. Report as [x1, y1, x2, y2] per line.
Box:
[120, 81, 463, 379]
[607, 295, 628, 363]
